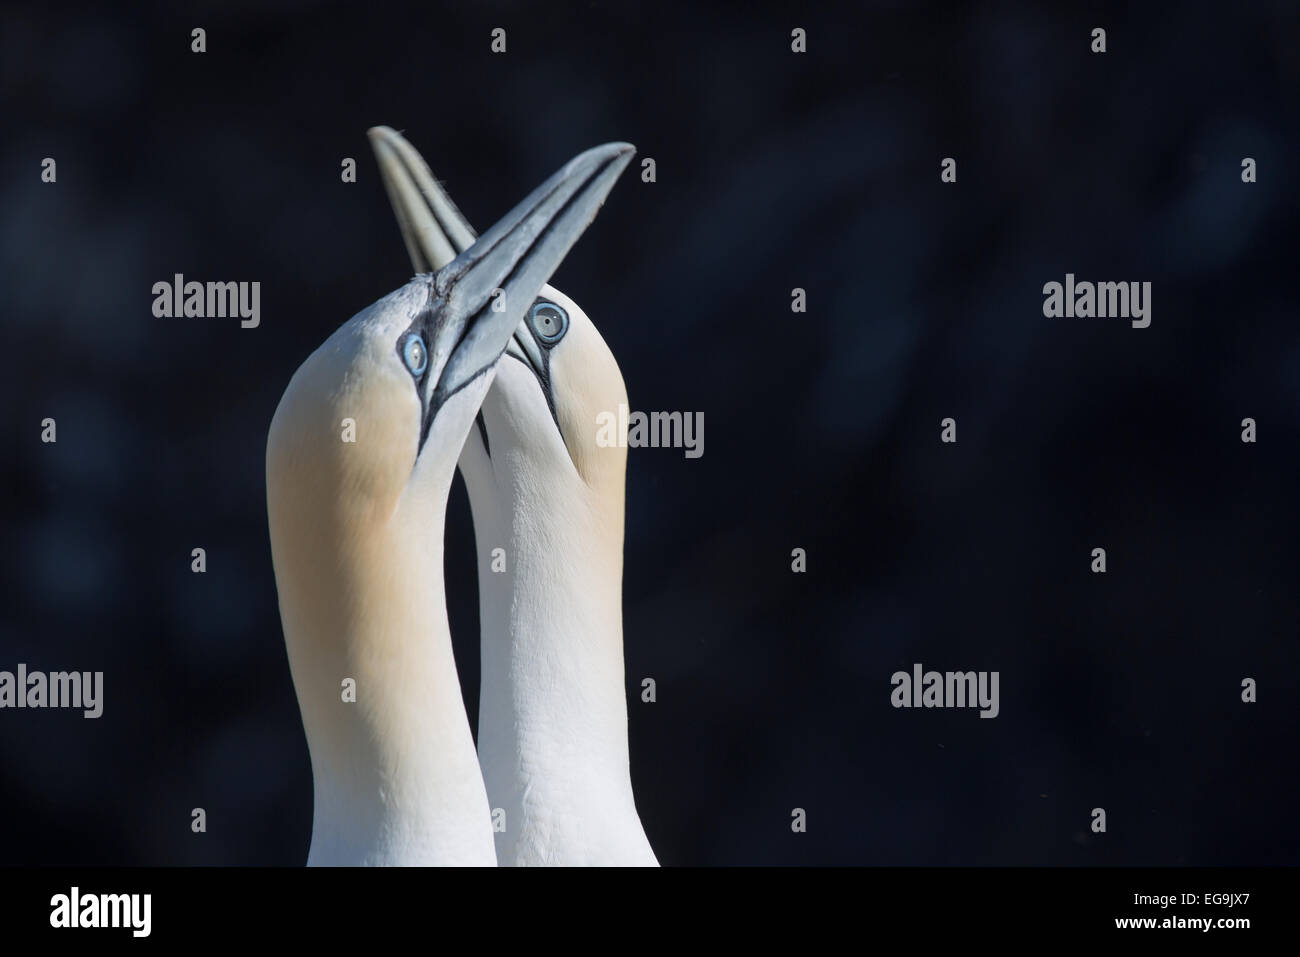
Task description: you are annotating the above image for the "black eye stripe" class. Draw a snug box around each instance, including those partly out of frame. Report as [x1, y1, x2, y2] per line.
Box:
[395, 296, 438, 456]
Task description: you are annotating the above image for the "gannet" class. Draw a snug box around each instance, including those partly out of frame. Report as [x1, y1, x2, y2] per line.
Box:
[266, 141, 634, 865]
[369, 127, 658, 865]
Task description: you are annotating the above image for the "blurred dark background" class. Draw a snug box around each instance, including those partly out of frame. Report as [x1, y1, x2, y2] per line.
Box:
[2, 0, 1298, 865]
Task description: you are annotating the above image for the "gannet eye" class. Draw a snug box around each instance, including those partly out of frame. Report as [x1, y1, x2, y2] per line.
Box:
[402, 334, 428, 376]
[528, 301, 568, 345]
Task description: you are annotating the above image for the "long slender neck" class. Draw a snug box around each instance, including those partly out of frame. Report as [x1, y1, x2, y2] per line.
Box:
[464, 443, 655, 865]
[271, 467, 495, 866]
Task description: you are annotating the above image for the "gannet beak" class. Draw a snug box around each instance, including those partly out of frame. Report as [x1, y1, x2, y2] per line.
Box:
[368, 125, 477, 272]
[414, 140, 635, 411]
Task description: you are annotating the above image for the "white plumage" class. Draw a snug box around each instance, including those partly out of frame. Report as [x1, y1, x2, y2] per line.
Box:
[268, 140, 633, 864]
[371, 128, 657, 865]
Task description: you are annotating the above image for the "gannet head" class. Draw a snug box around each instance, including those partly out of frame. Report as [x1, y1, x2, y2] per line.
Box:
[269, 137, 635, 568]
[368, 127, 631, 514]
[491, 287, 628, 504]
[266, 140, 633, 864]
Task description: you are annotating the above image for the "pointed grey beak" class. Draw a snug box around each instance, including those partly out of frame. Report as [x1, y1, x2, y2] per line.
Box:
[368, 126, 476, 271]
[399, 139, 634, 415]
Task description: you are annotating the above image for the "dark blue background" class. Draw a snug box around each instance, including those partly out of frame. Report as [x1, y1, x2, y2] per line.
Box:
[2, 1, 1297, 865]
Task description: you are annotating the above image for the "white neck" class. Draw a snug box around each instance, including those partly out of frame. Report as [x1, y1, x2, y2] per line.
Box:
[463, 439, 656, 865]
[272, 456, 495, 866]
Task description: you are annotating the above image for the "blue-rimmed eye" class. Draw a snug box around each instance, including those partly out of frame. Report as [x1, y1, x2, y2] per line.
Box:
[528, 301, 568, 345]
[402, 334, 428, 376]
